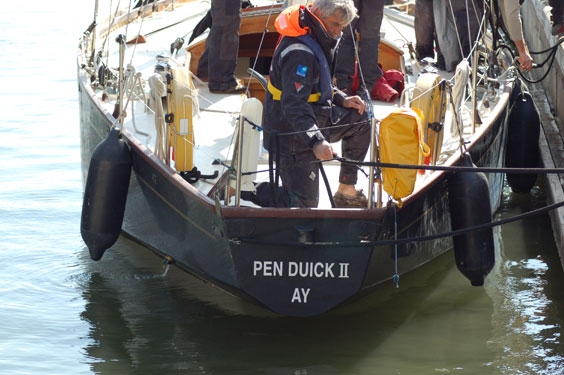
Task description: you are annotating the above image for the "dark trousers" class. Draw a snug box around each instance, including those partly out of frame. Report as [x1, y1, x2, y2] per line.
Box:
[414, 0, 435, 59]
[279, 106, 370, 208]
[196, 0, 241, 91]
[448, 0, 484, 60]
[550, 0, 563, 24]
[334, 0, 386, 91]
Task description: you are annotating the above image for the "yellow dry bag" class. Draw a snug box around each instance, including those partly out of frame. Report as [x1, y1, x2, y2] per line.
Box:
[379, 107, 430, 201]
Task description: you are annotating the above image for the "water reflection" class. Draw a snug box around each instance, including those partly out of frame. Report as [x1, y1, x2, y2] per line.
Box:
[78, 239, 488, 374]
[487, 185, 564, 374]
[78, 185, 564, 374]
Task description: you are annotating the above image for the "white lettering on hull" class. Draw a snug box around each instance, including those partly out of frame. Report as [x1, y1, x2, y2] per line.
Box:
[288, 262, 335, 278]
[253, 260, 283, 276]
[251, 260, 353, 304]
[291, 288, 310, 303]
[253, 261, 348, 278]
[339, 262, 350, 278]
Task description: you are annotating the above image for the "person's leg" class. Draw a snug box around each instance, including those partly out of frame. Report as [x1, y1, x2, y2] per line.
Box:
[277, 106, 370, 208]
[205, 0, 242, 91]
[550, 0, 564, 35]
[279, 153, 320, 208]
[550, 0, 563, 23]
[356, 0, 385, 89]
[335, 16, 359, 91]
[324, 107, 370, 186]
[449, 0, 484, 60]
[414, 0, 436, 60]
[196, 49, 209, 78]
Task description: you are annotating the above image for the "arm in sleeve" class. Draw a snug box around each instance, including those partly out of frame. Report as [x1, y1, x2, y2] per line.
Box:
[500, 0, 525, 43]
[278, 49, 326, 148]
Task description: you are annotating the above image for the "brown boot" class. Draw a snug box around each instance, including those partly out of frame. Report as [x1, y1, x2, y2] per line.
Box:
[333, 190, 368, 208]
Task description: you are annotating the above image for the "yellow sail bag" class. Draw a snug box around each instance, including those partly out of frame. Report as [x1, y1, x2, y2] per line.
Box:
[379, 107, 430, 201]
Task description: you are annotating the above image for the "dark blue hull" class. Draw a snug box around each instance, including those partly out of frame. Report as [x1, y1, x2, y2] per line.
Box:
[78, 64, 514, 317]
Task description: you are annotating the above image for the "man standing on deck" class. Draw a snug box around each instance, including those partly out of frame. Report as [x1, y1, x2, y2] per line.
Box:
[550, 0, 564, 35]
[262, 0, 371, 208]
[433, 0, 484, 71]
[197, 0, 247, 93]
[497, 0, 534, 71]
[334, 0, 391, 101]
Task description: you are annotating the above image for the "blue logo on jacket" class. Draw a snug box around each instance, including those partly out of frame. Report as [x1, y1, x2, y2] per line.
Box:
[296, 65, 308, 77]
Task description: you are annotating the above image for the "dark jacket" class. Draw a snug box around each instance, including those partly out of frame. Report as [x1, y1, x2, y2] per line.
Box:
[263, 4, 346, 156]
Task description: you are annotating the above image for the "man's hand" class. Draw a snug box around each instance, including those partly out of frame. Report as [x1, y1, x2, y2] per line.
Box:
[515, 40, 534, 72]
[517, 52, 534, 72]
[341, 95, 366, 115]
[313, 140, 336, 160]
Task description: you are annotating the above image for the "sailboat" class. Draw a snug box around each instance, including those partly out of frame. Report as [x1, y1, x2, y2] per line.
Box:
[77, 0, 537, 317]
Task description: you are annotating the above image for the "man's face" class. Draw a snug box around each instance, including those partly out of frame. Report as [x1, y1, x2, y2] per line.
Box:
[320, 13, 347, 39]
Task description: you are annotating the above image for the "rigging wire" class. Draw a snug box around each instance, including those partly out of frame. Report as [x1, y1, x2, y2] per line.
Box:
[337, 157, 564, 175]
[100, 0, 122, 69]
[127, 0, 143, 63]
[88, 1, 559, 207]
[247, 0, 281, 93]
[392, 203, 400, 288]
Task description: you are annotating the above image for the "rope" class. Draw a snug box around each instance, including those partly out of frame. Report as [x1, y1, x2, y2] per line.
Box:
[124, 66, 152, 147]
[268, 130, 282, 207]
[125, 0, 140, 61]
[513, 37, 564, 84]
[246, 1, 281, 99]
[392, 203, 400, 288]
[148, 73, 167, 161]
[446, 0, 465, 60]
[236, 140, 564, 180]
[233, 197, 564, 248]
[237, 152, 563, 184]
[319, 163, 335, 208]
[444, 0, 488, 62]
[450, 59, 470, 138]
[337, 157, 564, 175]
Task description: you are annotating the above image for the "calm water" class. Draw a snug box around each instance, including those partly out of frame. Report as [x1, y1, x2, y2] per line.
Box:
[1, 1, 564, 374]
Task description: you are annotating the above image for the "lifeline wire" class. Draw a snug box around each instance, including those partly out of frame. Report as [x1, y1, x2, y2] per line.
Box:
[234, 197, 564, 248]
[337, 157, 564, 175]
[393, 203, 400, 288]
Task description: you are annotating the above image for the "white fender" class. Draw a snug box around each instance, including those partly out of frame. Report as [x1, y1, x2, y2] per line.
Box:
[233, 97, 262, 192]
